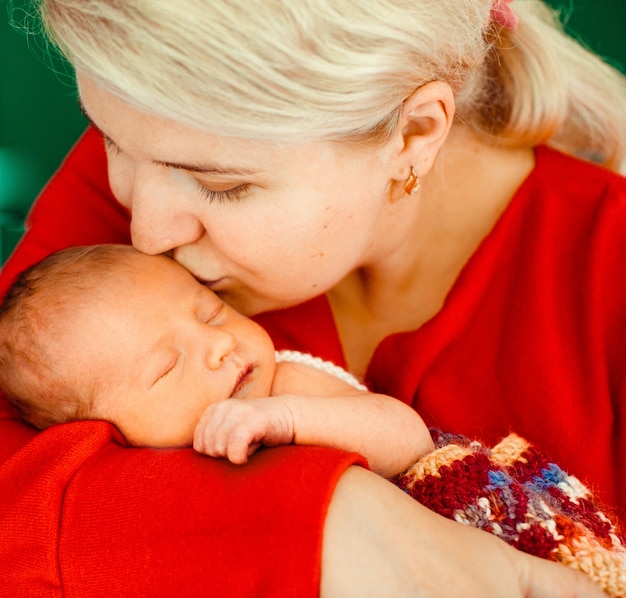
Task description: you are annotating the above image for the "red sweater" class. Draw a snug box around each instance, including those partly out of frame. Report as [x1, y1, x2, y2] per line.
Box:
[1, 129, 625, 592]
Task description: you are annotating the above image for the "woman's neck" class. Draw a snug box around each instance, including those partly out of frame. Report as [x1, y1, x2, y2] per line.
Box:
[328, 130, 535, 377]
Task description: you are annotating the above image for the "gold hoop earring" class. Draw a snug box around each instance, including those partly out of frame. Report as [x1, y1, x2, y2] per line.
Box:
[404, 167, 420, 195]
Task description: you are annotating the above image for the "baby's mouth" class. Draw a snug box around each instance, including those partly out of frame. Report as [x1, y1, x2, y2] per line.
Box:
[230, 364, 254, 398]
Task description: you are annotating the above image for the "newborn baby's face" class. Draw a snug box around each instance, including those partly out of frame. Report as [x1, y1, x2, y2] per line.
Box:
[75, 252, 276, 447]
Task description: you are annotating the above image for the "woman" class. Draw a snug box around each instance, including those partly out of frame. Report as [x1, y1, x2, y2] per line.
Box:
[1, 0, 624, 595]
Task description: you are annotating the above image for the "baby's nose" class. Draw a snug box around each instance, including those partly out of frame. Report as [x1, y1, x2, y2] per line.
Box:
[205, 328, 237, 370]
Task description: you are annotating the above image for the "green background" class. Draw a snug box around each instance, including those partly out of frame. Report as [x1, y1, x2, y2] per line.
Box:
[1, 0, 625, 262]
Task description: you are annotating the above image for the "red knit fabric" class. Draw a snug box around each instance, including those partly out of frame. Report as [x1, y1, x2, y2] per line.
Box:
[0, 412, 363, 595]
[393, 432, 626, 597]
[1, 129, 625, 592]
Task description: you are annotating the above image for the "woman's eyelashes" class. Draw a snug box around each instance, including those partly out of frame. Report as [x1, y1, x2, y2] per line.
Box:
[103, 136, 121, 155]
[194, 180, 251, 203]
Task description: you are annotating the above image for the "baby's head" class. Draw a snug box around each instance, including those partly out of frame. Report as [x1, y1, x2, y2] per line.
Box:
[0, 245, 276, 446]
[0, 245, 127, 430]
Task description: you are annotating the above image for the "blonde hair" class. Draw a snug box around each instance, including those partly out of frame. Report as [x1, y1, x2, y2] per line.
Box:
[0, 244, 135, 429]
[37, 0, 626, 171]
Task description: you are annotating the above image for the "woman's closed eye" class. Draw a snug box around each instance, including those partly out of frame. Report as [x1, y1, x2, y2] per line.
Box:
[103, 135, 121, 156]
[101, 132, 250, 204]
[194, 180, 251, 203]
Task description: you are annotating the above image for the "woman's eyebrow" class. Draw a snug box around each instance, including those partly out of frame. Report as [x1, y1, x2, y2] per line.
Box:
[78, 100, 259, 176]
[151, 158, 257, 175]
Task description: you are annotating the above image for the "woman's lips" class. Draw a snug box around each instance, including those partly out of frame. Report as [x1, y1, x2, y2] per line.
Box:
[230, 364, 254, 398]
[201, 278, 226, 291]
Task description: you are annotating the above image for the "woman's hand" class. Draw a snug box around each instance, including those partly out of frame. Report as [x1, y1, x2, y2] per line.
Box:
[321, 466, 605, 597]
[193, 397, 295, 463]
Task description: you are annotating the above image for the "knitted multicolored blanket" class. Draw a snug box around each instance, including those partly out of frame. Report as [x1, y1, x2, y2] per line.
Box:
[394, 431, 626, 597]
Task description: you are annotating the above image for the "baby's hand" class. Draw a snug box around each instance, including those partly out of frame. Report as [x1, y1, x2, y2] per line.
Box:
[193, 397, 296, 464]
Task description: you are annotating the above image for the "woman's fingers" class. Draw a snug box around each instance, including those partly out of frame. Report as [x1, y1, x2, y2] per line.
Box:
[514, 548, 606, 598]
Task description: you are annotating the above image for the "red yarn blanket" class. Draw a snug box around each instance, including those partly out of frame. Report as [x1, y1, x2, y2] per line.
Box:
[394, 431, 626, 597]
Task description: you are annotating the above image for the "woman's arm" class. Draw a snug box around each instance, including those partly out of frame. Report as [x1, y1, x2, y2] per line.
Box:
[0, 413, 368, 595]
[321, 466, 606, 598]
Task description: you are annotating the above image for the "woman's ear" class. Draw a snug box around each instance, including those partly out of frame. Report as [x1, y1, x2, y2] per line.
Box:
[393, 81, 455, 179]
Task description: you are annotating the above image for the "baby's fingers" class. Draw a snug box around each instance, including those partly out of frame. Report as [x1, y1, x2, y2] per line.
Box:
[192, 401, 232, 456]
[223, 432, 262, 464]
[192, 400, 268, 463]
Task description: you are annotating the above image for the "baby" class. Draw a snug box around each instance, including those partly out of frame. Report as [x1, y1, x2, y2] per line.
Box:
[0, 244, 433, 478]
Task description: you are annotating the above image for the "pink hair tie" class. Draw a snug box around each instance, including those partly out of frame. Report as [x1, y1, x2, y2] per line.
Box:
[490, 0, 518, 31]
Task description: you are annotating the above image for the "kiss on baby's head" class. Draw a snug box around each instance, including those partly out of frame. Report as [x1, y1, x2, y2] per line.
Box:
[0, 244, 276, 443]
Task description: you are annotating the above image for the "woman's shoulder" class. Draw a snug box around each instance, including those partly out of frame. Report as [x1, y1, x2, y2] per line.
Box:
[531, 146, 626, 202]
[0, 410, 363, 593]
[506, 146, 626, 253]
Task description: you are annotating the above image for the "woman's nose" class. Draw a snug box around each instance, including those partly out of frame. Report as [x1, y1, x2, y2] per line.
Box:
[128, 166, 206, 255]
[204, 328, 237, 370]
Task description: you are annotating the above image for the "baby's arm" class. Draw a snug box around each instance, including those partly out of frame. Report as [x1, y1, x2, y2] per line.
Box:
[193, 357, 434, 478]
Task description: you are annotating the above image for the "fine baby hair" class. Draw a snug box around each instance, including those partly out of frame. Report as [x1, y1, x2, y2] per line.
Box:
[38, 0, 626, 170]
[0, 244, 134, 429]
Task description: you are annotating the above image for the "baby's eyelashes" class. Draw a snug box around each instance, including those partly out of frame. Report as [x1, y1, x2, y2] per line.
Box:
[152, 354, 180, 387]
[197, 294, 225, 324]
